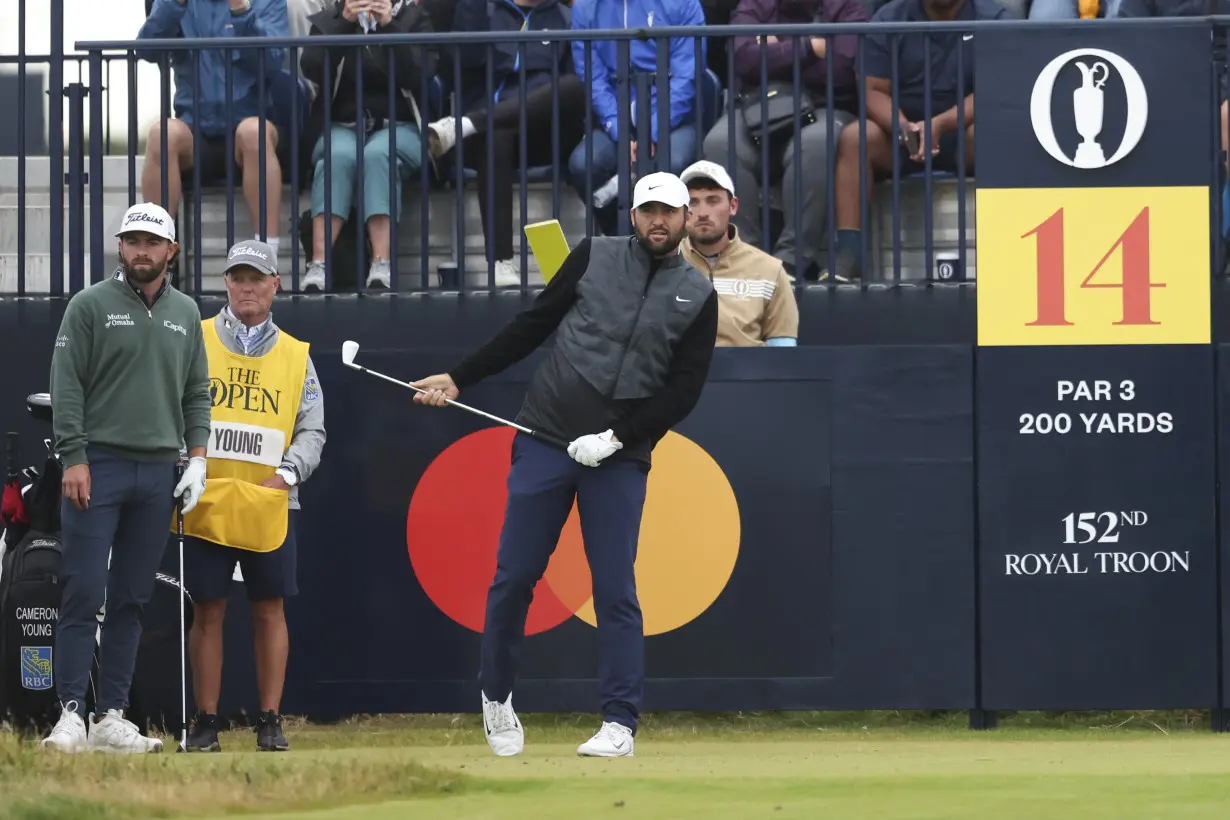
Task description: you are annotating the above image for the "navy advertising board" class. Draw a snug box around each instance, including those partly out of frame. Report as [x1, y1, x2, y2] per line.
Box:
[974, 23, 1217, 709]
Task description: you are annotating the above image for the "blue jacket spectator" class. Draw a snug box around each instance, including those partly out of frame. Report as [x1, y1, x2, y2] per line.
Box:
[139, 0, 288, 138]
[137, 0, 292, 266]
[567, 0, 707, 236]
[570, 0, 706, 145]
[452, 0, 575, 114]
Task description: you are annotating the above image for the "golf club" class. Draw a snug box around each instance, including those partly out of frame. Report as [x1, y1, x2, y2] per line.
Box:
[340, 340, 570, 450]
[175, 479, 187, 754]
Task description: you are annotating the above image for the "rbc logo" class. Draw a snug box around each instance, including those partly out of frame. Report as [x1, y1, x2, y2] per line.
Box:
[20, 646, 53, 691]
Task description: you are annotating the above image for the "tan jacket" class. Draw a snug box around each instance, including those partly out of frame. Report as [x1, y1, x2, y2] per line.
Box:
[680, 228, 800, 347]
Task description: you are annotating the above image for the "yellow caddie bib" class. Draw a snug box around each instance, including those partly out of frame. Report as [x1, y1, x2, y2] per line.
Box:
[179, 318, 309, 552]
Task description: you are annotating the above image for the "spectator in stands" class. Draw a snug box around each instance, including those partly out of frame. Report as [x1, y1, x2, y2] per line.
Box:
[138, 0, 291, 258]
[299, 0, 436, 291]
[679, 161, 799, 346]
[568, 0, 707, 236]
[702, 0, 864, 280]
[827, 0, 1002, 282]
[1029, 0, 1120, 17]
[426, 0, 586, 287]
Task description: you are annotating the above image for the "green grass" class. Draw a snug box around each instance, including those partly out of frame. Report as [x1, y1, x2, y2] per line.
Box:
[2, 711, 1229, 819]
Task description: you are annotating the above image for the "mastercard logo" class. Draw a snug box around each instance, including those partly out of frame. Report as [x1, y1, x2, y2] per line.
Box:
[406, 427, 741, 636]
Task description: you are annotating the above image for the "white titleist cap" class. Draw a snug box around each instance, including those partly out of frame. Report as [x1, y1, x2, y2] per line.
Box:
[115, 202, 176, 242]
[680, 160, 736, 197]
[632, 172, 690, 210]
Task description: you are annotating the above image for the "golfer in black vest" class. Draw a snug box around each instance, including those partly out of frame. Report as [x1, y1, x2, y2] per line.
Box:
[412, 172, 718, 758]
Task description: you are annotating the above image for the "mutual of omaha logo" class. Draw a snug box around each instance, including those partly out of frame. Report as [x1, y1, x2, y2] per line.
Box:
[975, 186, 1209, 347]
[207, 420, 286, 468]
[20, 646, 53, 691]
[1030, 48, 1148, 170]
[104, 312, 134, 329]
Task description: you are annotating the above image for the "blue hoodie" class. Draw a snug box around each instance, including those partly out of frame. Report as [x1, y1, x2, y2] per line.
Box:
[138, 0, 288, 138]
[570, 0, 706, 145]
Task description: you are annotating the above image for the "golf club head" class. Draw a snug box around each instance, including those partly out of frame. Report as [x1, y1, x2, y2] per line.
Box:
[341, 340, 360, 368]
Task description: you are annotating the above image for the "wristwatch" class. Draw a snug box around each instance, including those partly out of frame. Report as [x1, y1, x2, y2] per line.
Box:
[276, 466, 299, 487]
[231, 0, 252, 14]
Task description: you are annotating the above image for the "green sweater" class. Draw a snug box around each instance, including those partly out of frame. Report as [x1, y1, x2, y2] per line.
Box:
[50, 276, 212, 468]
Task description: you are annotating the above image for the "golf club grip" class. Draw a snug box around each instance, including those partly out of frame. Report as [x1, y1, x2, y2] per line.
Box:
[531, 430, 571, 451]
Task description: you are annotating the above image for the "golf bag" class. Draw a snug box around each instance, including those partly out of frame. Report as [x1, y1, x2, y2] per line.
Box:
[0, 442, 88, 734]
[0, 529, 66, 732]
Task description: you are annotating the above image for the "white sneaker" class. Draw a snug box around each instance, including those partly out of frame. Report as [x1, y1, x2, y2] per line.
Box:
[86, 709, 164, 754]
[40, 701, 87, 753]
[302, 260, 326, 292]
[481, 691, 524, 756]
[577, 721, 634, 757]
[367, 258, 391, 289]
[493, 259, 520, 288]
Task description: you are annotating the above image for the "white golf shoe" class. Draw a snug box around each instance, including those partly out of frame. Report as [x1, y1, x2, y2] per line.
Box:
[40, 701, 87, 753]
[86, 709, 164, 754]
[482, 691, 524, 756]
[577, 721, 634, 757]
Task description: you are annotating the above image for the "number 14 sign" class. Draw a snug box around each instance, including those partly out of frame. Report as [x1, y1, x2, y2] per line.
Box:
[975, 187, 1210, 346]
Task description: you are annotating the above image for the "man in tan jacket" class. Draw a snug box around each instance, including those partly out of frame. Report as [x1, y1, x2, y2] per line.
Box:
[679, 161, 799, 347]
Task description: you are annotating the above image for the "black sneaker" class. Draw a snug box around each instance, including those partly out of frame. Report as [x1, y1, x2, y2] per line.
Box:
[254, 711, 289, 752]
[184, 712, 222, 752]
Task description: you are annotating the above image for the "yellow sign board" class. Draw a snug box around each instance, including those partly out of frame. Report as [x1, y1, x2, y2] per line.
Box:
[976, 187, 1210, 346]
[523, 219, 571, 284]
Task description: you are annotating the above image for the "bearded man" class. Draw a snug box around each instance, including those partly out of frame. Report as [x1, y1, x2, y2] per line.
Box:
[42, 202, 211, 754]
[410, 172, 718, 759]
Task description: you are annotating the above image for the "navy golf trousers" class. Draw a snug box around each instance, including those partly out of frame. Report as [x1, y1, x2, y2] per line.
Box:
[480, 433, 649, 733]
[55, 449, 177, 712]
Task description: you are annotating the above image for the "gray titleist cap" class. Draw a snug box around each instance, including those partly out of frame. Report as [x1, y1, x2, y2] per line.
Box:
[224, 239, 278, 276]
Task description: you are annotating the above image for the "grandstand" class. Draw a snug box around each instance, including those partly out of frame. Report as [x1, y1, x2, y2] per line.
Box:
[1, 0, 1005, 295]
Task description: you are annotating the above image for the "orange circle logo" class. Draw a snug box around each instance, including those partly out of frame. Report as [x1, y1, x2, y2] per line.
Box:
[406, 427, 741, 636]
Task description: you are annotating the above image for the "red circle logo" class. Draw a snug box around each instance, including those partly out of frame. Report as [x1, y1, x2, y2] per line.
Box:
[406, 427, 740, 636]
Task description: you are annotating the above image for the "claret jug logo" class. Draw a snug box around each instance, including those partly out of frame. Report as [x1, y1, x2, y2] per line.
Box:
[407, 427, 742, 636]
[1030, 48, 1148, 170]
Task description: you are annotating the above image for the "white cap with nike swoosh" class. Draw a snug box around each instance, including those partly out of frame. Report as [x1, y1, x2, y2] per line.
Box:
[631, 172, 690, 210]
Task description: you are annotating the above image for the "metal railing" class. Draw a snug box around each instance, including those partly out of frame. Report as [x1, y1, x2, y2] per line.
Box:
[2, 14, 1227, 296]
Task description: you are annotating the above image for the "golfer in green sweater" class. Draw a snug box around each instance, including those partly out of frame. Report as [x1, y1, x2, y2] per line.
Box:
[41, 202, 212, 754]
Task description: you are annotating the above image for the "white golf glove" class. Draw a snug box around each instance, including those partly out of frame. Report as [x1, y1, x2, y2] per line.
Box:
[173, 456, 208, 514]
[567, 429, 622, 467]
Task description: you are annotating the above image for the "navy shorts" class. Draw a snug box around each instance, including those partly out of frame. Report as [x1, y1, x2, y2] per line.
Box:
[182, 510, 299, 602]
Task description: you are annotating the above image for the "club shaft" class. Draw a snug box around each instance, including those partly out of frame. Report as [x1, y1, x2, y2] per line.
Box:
[178, 502, 186, 749]
[348, 362, 538, 436]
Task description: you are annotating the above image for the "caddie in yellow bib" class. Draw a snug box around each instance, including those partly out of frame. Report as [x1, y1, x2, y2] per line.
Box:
[184, 317, 308, 552]
[179, 239, 327, 754]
